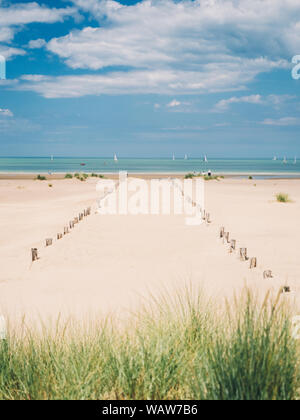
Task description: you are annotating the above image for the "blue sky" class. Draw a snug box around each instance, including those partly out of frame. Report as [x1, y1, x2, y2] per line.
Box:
[0, 0, 300, 157]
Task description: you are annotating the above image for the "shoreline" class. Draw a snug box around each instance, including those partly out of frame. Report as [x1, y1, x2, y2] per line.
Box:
[1, 171, 300, 180]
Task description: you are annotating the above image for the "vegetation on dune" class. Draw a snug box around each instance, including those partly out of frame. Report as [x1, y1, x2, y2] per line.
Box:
[0, 288, 298, 400]
[276, 193, 291, 203]
[64, 173, 73, 179]
[35, 174, 47, 181]
[185, 173, 223, 181]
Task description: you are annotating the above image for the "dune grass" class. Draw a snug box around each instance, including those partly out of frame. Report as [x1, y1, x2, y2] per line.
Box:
[0, 288, 298, 400]
[276, 193, 291, 203]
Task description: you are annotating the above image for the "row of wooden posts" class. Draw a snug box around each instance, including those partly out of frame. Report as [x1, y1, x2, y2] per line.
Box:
[219, 226, 259, 270]
[31, 207, 91, 262]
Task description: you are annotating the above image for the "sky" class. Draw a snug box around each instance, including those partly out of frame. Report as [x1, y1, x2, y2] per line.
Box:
[0, 0, 300, 158]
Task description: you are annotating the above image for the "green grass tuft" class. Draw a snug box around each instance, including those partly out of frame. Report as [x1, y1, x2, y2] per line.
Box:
[64, 173, 73, 179]
[276, 193, 291, 203]
[36, 175, 46, 181]
[0, 288, 298, 400]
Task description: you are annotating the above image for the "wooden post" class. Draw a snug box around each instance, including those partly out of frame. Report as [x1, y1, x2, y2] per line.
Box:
[74, 217, 79, 224]
[230, 239, 236, 253]
[224, 232, 230, 244]
[283, 286, 291, 293]
[202, 209, 206, 220]
[249, 257, 257, 269]
[87, 207, 91, 216]
[46, 238, 53, 247]
[31, 248, 38, 262]
[240, 248, 248, 261]
[84, 209, 87, 217]
[64, 227, 69, 235]
[206, 213, 211, 223]
[219, 227, 225, 238]
[263, 270, 273, 279]
[79, 213, 83, 221]
[57, 233, 63, 240]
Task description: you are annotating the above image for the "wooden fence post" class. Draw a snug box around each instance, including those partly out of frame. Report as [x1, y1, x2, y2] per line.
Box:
[230, 239, 236, 253]
[220, 227, 225, 238]
[31, 248, 38, 262]
[46, 238, 53, 247]
[224, 232, 230, 244]
[263, 270, 273, 279]
[64, 227, 69, 235]
[57, 233, 63, 240]
[206, 213, 211, 223]
[240, 248, 248, 261]
[249, 257, 257, 269]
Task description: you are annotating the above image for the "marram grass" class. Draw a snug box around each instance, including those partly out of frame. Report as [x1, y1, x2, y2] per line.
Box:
[0, 288, 299, 400]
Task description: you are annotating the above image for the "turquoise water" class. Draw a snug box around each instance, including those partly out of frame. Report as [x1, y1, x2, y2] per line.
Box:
[0, 157, 300, 176]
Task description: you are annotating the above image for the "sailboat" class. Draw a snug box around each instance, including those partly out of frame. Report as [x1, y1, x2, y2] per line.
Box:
[294, 156, 297, 164]
[172, 154, 175, 161]
[273, 156, 277, 161]
[51, 155, 54, 161]
[114, 154, 118, 162]
[204, 155, 208, 163]
[184, 154, 188, 160]
[283, 156, 287, 164]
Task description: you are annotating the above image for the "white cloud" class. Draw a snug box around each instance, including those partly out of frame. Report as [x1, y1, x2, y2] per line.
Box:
[28, 39, 46, 49]
[261, 117, 300, 126]
[214, 94, 295, 111]
[26, 0, 293, 97]
[0, 2, 78, 59]
[215, 95, 263, 111]
[167, 99, 181, 108]
[0, 108, 13, 117]
[17, 59, 284, 98]
[0, 3, 77, 26]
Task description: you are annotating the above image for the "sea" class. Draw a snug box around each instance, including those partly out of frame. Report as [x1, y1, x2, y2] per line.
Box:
[0, 157, 300, 178]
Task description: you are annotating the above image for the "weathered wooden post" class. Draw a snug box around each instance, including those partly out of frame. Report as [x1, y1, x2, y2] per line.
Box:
[230, 239, 236, 253]
[46, 238, 53, 247]
[263, 270, 273, 279]
[87, 207, 91, 216]
[74, 217, 79, 224]
[283, 286, 291, 293]
[69, 221, 74, 229]
[224, 232, 230, 244]
[57, 233, 63, 240]
[206, 213, 211, 223]
[249, 257, 257, 269]
[84, 209, 87, 217]
[31, 248, 38, 262]
[202, 209, 206, 220]
[240, 248, 248, 261]
[220, 227, 225, 238]
[64, 227, 69, 235]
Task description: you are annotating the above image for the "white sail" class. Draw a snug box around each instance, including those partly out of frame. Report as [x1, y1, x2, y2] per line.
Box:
[184, 154, 188, 160]
[283, 156, 287, 164]
[273, 156, 277, 161]
[172, 154, 175, 161]
[204, 155, 208, 162]
[294, 156, 297, 164]
[51, 155, 54, 161]
[114, 154, 118, 162]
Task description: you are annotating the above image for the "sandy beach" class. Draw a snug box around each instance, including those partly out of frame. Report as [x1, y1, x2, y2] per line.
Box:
[0, 176, 299, 324]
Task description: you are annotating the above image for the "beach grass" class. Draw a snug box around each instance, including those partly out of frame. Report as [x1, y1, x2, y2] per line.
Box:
[276, 193, 291, 203]
[35, 175, 47, 181]
[0, 288, 298, 400]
